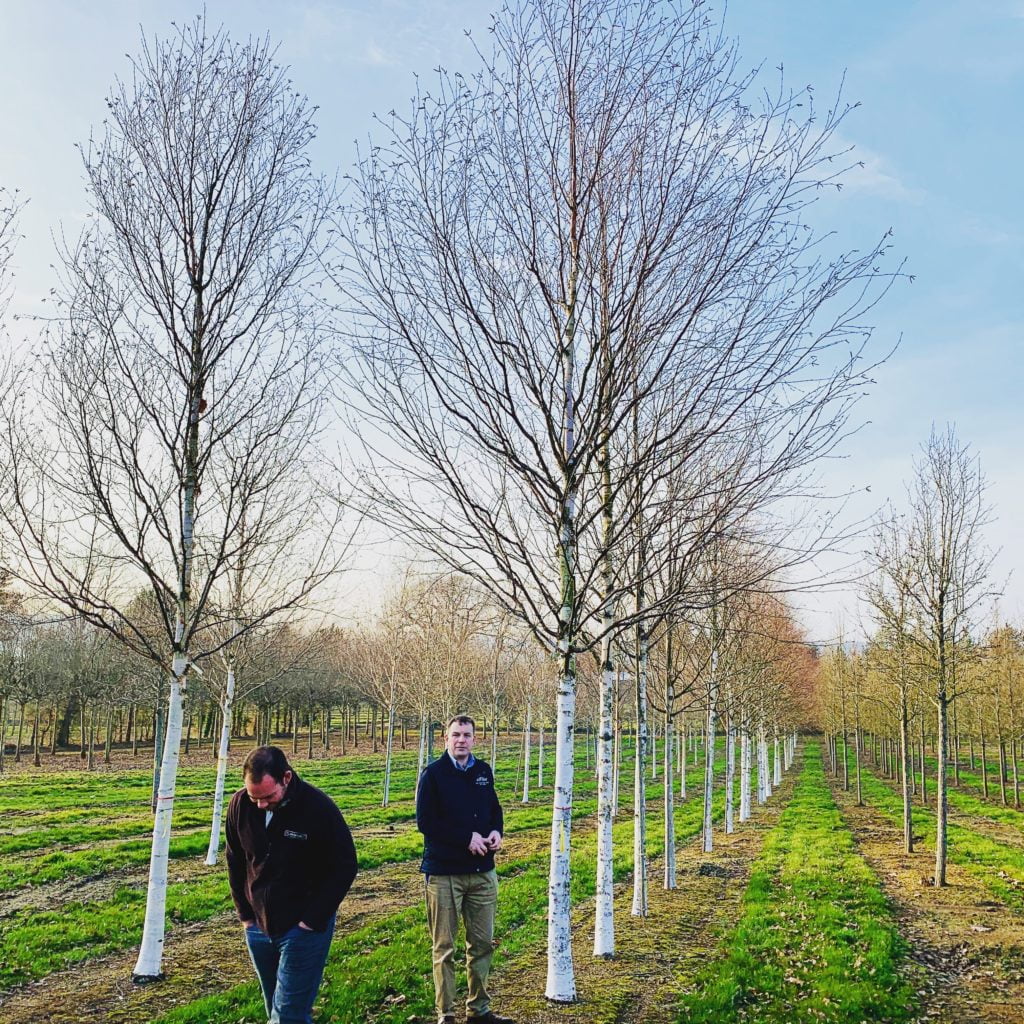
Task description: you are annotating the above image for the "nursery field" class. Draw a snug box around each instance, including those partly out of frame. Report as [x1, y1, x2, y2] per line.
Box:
[2, 740, 1024, 1023]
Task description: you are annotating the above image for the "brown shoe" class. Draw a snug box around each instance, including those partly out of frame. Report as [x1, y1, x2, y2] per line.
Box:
[469, 1014, 515, 1024]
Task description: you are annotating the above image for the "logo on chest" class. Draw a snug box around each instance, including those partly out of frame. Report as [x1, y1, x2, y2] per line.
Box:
[283, 829, 308, 840]
[474, 776, 491, 787]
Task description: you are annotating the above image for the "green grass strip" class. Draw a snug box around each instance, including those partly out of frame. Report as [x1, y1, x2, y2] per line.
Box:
[0, 740, 716, 999]
[0, 879, 232, 989]
[678, 744, 915, 1024]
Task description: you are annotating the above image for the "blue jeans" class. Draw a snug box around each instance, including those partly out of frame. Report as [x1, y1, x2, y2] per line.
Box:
[244, 918, 335, 1024]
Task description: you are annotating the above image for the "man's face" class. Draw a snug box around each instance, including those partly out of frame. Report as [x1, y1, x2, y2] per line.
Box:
[446, 721, 476, 763]
[245, 770, 292, 810]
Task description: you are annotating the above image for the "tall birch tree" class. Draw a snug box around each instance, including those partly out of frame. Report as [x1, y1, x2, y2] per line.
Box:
[0, 20, 341, 980]
[335, 0, 896, 995]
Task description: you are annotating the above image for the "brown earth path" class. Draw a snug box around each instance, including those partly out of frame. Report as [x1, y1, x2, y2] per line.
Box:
[829, 764, 1024, 1024]
[488, 765, 799, 1024]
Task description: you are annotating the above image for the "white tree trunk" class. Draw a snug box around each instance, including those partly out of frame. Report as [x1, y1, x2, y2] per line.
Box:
[663, 706, 676, 889]
[739, 727, 751, 822]
[702, 650, 718, 854]
[756, 727, 767, 805]
[593, 658, 616, 956]
[204, 663, 235, 866]
[538, 723, 544, 789]
[724, 715, 735, 835]
[417, 711, 428, 777]
[522, 698, 532, 803]
[679, 716, 687, 800]
[132, 663, 186, 979]
[774, 732, 782, 787]
[612, 718, 621, 816]
[491, 702, 499, 768]
[632, 636, 649, 917]
[544, 669, 577, 1001]
[382, 702, 396, 807]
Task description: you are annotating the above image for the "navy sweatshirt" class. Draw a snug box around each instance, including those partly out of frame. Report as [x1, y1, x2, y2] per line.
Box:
[225, 773, 357, 936]
[416, 754, 504, 874]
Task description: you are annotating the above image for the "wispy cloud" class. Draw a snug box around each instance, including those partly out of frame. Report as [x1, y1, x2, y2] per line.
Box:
[362, 43, 398, 68]
[957, 215, 1019, 247]
[832, 138, 924, 203]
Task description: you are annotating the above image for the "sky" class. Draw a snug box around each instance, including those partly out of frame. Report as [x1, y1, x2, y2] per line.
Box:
[0, 0, 1021, 644]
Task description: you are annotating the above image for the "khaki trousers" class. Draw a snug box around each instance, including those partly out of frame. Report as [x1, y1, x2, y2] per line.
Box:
[425, 869, 498, 1019]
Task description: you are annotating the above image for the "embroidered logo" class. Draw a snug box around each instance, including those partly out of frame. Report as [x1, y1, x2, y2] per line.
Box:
[283, 830, 308, 840]
[475, 776, 491, 786]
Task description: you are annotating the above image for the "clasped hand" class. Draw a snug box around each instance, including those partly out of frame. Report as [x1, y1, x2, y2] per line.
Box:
[468, 830, 502, 856]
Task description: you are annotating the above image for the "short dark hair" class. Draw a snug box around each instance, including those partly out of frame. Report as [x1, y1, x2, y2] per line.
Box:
[446, 714, 475, 733]
[243, 745, 292, 783]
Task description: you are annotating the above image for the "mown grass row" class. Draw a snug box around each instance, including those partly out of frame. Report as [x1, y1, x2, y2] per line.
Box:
[0, 756, 426, 817]
[678, 743, 916, 1024]
[0, 739, 721, 994]
[0, 749, 440, 814]
[0, 735, 653, 889]
[0, 747, 528, 887]
[0, 800, 418, 860]
[868, 750, 1024, 836]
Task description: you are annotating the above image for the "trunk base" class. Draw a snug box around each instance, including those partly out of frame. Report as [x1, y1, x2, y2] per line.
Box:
[131, 971, 166, 985]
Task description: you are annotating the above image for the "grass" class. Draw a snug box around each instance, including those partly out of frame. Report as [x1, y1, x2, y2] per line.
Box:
[678, 743, 916, 1024]
[0, 735, 738, 1009]
[0, 878, 233, 989]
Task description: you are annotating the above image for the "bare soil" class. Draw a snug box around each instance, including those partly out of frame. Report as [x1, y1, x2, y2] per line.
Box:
[0, 857, 429, 1024]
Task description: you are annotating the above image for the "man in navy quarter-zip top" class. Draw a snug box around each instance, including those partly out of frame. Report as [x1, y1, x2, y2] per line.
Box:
[417, 715, 514, 1024]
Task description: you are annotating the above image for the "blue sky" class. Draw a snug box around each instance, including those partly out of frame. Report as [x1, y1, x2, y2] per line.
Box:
[1, 0, 1021, 641]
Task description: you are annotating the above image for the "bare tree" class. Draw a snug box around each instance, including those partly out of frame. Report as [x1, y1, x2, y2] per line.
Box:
[868, 428, 995, 884]
[334, 0, 895, 995]
[0, 19, 342, 981]
[865, 511, 922, 853]
[0, 184, 20, 321]
[349, 576, 421, 806]
[900, 427, 996, 885]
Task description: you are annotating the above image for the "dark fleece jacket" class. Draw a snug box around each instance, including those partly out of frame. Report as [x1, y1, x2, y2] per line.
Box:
[225, 772, 356, 936]
[416, 754, 504, 874]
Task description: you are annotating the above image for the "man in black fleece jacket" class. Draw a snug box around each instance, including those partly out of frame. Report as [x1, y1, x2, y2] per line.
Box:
[226, 746, 356, 1024]
[417, 715, 513, 1024]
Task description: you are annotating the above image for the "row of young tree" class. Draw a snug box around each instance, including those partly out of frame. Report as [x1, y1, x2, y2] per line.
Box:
[0, 0, 894, 998]
[820, 426, 999, 889]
